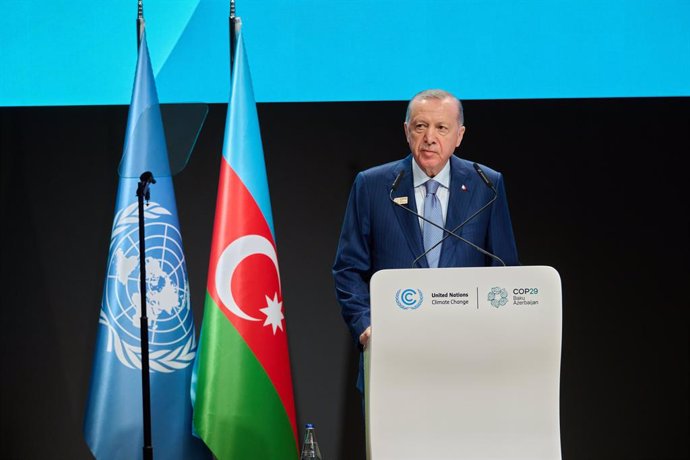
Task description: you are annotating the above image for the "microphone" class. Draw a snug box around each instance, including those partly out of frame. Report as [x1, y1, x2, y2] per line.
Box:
[388, 164, 505, 267]
[391, 170, 405, 192]
[473, 161, 495, 191]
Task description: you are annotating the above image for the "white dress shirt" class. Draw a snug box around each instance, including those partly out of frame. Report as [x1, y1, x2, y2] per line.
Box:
[411, 158, 450, 230]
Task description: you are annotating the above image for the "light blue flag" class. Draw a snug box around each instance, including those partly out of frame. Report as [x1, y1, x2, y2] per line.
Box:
[83, 33, 210, 460]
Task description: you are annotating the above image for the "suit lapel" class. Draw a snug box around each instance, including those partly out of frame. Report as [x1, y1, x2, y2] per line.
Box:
[390, 157, 427, 268]
[439, 156, 476, 267]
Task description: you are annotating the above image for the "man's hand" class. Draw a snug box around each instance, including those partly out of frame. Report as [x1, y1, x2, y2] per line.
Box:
[359, 326, 372, 350]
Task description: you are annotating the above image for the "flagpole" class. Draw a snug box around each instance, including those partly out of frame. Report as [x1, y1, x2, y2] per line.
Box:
[137, 0, 145, 48]
[135, 2, 153, 457]
[229, 0, 237, 72]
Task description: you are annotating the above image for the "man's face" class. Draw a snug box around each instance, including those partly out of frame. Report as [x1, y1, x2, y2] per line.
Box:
[405, 97, 465, 177]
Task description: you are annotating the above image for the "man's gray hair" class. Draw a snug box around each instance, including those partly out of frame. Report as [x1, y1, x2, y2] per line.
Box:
[405, 89, 464, 125]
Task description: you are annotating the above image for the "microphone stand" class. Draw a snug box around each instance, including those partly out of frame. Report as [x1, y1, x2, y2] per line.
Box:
[136, 171, 156, 460]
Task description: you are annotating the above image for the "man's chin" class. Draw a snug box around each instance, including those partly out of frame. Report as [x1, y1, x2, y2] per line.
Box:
[417, 156, 443, 176]
[417, 161, 443, 177]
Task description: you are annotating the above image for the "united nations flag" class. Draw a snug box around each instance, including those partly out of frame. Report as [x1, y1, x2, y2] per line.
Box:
[83, 32, 209, 460]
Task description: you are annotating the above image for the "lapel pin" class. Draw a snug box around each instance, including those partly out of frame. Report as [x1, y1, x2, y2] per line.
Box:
[461, 184, 467, 191]
[393, 196, 409, 205]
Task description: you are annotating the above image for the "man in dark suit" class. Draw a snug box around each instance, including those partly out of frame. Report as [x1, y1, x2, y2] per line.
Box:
[332, 89, 520, 392]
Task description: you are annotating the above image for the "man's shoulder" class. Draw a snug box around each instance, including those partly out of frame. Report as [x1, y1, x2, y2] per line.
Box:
[452, 156, 503, 181]
[358, 156, 409, 181]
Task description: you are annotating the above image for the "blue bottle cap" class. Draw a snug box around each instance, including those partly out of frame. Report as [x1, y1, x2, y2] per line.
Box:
[305, 423, 314, 428]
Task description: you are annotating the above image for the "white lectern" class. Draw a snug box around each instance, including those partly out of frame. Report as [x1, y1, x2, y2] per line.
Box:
[366, 266, 562, 460]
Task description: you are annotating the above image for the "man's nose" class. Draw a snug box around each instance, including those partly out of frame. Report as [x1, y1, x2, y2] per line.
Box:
[423, 128, 437, 143]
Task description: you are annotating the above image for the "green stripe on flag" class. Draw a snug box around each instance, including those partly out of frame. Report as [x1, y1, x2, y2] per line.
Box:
[193, 293, 298, 460]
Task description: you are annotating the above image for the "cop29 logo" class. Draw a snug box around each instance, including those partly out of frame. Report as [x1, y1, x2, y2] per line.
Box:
[395, 288, 424, 310]
[487, 286, 509, 308]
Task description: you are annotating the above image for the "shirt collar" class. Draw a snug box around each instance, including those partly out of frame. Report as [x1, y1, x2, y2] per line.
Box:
[412, 157, 451, 189]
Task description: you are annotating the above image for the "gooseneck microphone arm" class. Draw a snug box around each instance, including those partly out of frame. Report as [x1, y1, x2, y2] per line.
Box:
[388, 169, 505, 268]
[417, 163, 505, 266]
[412, 193, 502, 267]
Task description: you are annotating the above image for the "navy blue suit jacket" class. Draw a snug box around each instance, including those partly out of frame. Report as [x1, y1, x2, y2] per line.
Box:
[332, 155, 519, 390]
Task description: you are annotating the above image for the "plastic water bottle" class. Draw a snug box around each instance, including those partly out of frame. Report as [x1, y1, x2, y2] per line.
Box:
[300, 423, 323, 459]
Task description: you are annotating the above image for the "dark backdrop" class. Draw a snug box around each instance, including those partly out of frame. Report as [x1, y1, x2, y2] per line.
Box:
[1, 97, 688, 459]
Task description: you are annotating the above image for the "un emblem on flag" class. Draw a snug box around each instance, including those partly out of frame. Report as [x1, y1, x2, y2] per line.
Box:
[99, 202, 196, 373]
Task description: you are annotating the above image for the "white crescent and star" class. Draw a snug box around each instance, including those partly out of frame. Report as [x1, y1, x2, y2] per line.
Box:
[215, 234, 284, 334]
